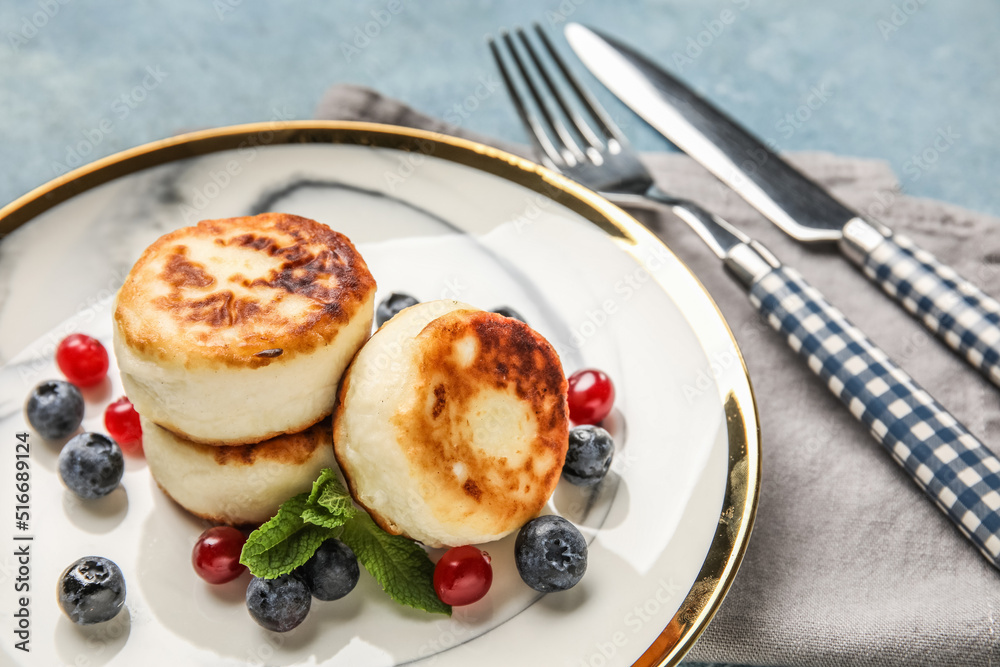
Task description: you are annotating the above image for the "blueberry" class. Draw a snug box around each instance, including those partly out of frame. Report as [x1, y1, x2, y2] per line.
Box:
[492, 306, 526, 323]
[246, 574, 311, 632]
[58, 432, 124, 499]
[514, 515, 587, 592]
[298, 539, 360, 601]
[376, 292, 420, 327]
[57, 556, 126, 625]
[562, 425, 614, 486]
[25, 380, 84, 440]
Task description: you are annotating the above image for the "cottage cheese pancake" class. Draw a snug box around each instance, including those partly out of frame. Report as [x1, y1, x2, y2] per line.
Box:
[142, 416, 336, 525]
[334, 300, 569, 548]
[113, 213, 376, 445]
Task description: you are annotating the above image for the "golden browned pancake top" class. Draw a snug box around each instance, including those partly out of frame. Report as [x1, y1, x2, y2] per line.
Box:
[114, 213, 376, 368]
[349, 309, 569, 538]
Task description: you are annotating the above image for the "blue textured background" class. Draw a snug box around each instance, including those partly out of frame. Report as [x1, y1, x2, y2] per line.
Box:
[1, 2, 997, 665]
[1, 0, 998, 220]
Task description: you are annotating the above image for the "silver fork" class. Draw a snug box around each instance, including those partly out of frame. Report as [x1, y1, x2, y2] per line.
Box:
[487, 24, 741, 256]
[489, 24, 1000, 571]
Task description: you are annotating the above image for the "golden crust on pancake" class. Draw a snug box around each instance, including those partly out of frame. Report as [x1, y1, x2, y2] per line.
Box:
[197, 421, 327, 466]
[143, 416, 336, 526]
[334, 301, 569, 547]
[114, 212, 376, 369]
[389, 310, 568, 530]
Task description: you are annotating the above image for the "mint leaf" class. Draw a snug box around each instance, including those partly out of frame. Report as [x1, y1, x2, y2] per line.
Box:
[240, 493, 330, 578]
[307, 468, 339, 505]
[301, 506, 350, 530]
[239, 469, 449, 616]
[309, 469, 357, 521]
[341, 513, 451, 615]
[299, 468, 355, 530]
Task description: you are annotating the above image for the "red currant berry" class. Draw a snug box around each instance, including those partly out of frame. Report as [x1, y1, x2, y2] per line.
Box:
[56, 334, 109, 387]
[567, 369, 615, 425]
[192, 526, 247, 585]
[433, 546, 492, 606]
[104, 396, 143, 454]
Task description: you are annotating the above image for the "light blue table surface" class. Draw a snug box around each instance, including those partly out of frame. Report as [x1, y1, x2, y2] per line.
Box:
[1, 2, 997, 666]
[1, 0, 998, 219]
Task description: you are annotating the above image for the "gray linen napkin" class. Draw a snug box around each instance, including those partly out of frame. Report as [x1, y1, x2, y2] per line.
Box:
[316, 84, 1000, 667]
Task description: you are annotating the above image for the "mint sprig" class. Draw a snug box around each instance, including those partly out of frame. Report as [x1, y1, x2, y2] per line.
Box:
[239, 468, 451, 615]
[342, 513, 451, 615]
[302, 468, 357, 529]
[239, 493, 330, 578]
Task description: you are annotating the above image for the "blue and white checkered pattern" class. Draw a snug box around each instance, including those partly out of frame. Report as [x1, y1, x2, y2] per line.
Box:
[749, 265, 1000, 567]
[862, 232, 1000, 387]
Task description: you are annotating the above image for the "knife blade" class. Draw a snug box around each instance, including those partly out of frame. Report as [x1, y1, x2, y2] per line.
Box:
[565, 22, 1000, 388]
[652, 191, 1000, 570]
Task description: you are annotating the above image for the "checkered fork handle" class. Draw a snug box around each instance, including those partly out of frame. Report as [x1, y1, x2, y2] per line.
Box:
[749, 265, 1000, 568]
[861, 232, 1000, 387]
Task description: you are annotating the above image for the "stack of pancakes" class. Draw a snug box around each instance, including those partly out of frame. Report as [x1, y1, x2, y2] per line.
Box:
[114, 212, 571, 545]
[113, 213, 376, 525]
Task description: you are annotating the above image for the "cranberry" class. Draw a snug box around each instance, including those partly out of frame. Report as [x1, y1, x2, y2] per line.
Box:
[104, 396, 143, 455]
[56, 334, 109, 387]
[433, 546, 492, 606]
[567, 369, 615, 425]
[192, 526, 247, 585]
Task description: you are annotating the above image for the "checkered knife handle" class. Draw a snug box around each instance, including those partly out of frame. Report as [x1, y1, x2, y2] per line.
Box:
[749, 265, 1000, 568]
[860, 231, 1000, 388]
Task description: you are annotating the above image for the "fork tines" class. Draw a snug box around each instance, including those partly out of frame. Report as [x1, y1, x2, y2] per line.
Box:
[488, 24, 626, 169]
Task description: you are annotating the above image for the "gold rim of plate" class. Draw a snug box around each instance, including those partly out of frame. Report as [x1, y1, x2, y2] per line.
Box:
[0, 121, 761, 667]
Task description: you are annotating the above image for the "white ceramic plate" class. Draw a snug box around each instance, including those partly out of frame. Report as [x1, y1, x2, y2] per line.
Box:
[0, 123, 759, 667]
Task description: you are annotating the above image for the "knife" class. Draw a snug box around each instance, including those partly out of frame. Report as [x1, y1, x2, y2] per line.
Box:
[565, 23, 1000, 389]
[658, 196, 1000, 569]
